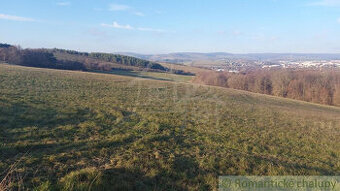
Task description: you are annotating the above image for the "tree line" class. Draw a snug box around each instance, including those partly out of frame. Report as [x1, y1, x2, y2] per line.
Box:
[50, 48, 167, 70]
[0, 45, 89, 71]
[0, 44, 193, 75]
[193, 69, 340, 106]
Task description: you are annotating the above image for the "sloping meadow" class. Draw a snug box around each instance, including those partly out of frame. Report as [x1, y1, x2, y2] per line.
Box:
[0, 64, 339, 190]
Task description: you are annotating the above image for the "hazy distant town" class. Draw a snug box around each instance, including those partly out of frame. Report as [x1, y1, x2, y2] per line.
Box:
[212, 59, 340, 72]
[119, 52, 340, 72]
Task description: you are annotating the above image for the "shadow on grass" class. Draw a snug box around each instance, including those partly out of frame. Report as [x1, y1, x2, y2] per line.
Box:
[0, 98, 142, 157]
[0, 99, 91, 130]
[225, 147, 338, 175]
[56, 156, 211, 191]
[56, 166, 193, 191]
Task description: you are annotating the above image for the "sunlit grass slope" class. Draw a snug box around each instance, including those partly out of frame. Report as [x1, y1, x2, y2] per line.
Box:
[105, 70, 193, 82]
[0, 64, 339, 190]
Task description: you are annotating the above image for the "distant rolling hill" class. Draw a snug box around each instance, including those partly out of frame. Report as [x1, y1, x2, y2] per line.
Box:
[118, 52, 234, 63]
[118, 52, 340, 64]
[0, 43, 192, 75]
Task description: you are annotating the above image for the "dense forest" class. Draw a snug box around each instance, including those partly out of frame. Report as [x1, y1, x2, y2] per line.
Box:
[49, 48, 167, 71]
[0, 43, 192, 75]
[193, 69, 340, 106]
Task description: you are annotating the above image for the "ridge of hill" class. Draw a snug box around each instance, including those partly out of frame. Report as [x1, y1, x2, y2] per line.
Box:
[0, 43, 193, 75]
[118, 52, 340, 64]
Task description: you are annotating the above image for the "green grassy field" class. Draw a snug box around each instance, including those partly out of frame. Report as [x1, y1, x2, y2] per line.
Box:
[0, 64, 339, 190]
[104, 70, 193, 82]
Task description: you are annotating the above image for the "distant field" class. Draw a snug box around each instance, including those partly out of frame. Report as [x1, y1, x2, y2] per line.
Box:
[105, 70, 193, 82]
[183, 60, 222, 68]
[160, 62, 211, 74]
[0, 64, 339, 190]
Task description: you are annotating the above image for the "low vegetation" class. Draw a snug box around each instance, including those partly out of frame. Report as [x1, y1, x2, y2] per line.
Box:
[0, 64, 339, 190]
[193, 69, 340, 106]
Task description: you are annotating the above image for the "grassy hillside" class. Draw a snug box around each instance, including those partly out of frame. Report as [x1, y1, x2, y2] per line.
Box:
[50, 49, 167, 71]
[0, 64, 339, 190]
[105, 70, 193, 82]
[0, 44, 193, 75]
[159, 62, 211, 75]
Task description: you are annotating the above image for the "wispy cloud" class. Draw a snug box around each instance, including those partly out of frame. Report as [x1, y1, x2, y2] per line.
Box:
[217, 29, 243, 36]
[0, 13, 35, 22]
[108, 3, 144, 16]
[93, 8, 103, 11]
[56, 1, 71, 6]
[154, 10, 164, 14]
[101, 22, 134, 30]
[232, 30, 243, 36]
[133, 12, 145, 17]
[87, 28, 108, 38]
[250, 33, 279, 42]
[109, 4, 130, 11]
[338, 18, 340, 23]
[308, 0, 340, 6]
[137, 27, 165, 32]
[101, 21, 166, 32]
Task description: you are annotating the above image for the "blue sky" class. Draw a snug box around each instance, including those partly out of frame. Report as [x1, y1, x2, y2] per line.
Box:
[1, 0, 340, 53]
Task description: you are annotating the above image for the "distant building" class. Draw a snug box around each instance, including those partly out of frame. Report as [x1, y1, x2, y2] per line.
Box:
[262, 65, 280, 68]
[228, 70, 239, 73]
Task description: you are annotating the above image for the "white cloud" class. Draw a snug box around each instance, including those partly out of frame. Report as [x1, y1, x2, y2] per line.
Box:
[217, 30, 243, 36]
[137, 27, 165, 32]
[109, 4, 130, 11]
[93, 8, 103, 11]
[87, 28, 108, 38]
[232, 30, 242, 36]
[338, 18, 340, 23]
[108, 4, 145, 16]
[101, 21, 166, 33]
[101, 22, 134, 30]
[155, 10, 164, 14]
[308, 0, 340, 6]
[0, 13, 35, 22]
[56, 2, 70, 6]
[133, 12, 145, 17]
[217, 30, 226, 35]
